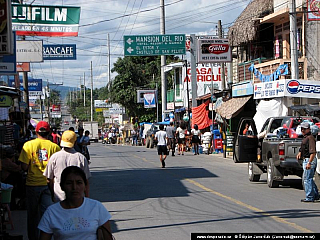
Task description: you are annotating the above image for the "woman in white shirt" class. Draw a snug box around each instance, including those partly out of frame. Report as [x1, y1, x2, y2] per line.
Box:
[38, 166, 112, 240]
[191, 124, 201, 155]
[176, 122, 186, 155]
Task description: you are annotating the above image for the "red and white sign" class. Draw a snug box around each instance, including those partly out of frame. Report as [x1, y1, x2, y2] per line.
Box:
[308, 0, 320, 21]
[183, 65, 225, 96]
[16, 62, 30, 72]
[198, 38, 231, 63]
[52, 104, 61, 112]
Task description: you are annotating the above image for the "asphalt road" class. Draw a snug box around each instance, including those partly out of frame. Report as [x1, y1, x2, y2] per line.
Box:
[8, 142, 320, 239]
[87, 143, 320, 239]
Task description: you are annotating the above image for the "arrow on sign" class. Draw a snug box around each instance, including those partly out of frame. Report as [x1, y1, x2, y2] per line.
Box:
[126, 38, 134, 45]
[127, 47, 134, 54]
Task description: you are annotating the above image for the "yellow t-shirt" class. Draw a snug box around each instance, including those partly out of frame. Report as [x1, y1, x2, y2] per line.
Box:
[19, 138, 61, 186]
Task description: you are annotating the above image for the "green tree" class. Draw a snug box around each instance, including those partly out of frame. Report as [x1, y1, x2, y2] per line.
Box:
[108, 55, 178, 122]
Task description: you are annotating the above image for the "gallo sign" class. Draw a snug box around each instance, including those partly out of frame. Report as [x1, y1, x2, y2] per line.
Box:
[198, 38, 231, 63]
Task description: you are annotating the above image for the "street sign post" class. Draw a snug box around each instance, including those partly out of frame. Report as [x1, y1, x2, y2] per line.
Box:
[124, 34, 186, 56]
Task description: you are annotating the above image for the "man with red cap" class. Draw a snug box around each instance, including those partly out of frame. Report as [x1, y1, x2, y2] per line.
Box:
[19, 121, 61, 240]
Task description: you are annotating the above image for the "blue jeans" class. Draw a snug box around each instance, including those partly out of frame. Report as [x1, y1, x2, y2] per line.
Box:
[132, 136, 137, 145]
[303, 158, 319, 201]
[26, 186, 53, 240]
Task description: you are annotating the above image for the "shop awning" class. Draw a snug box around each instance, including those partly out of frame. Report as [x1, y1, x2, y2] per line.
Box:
[216, 96, 251, 119]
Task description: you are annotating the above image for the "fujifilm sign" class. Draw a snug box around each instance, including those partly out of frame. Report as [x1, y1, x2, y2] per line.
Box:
[11, 4, 81, 37]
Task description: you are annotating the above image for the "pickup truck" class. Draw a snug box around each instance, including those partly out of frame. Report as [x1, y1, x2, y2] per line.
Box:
[233, 116, 320, 188]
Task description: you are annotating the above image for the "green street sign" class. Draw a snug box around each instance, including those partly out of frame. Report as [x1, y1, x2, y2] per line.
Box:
[124, 34, 186, 56]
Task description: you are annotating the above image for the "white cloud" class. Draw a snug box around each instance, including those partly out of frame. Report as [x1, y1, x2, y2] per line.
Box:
[21, 0, 250, 89]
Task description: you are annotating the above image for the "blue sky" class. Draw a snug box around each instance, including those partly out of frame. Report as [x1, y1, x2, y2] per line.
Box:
[19, 0, 250, 88]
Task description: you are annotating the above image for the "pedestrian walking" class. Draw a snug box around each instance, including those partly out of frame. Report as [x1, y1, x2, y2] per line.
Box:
[296, 122, 319, 202]
[176, 122, 186, 155]
[155, 124, 167, 168]
[166, 121, 176, 156]
[131, 128, 138, 146]
[18, 121, 61, 240]
[191, 124, 201, 155]
[44, 130, 91, 202]
[80, 130, 91, 163]
[38, 166, 112, 240]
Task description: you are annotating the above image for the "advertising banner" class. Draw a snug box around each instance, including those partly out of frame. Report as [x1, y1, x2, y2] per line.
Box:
[198, 37, 231, 63]
[9, 78, 42, 95]
[232, 81, 254, 97]
[285, 79, 320, 98]
[0, 32, 16, 73]
[52, 104, 60, 112]
[183, 65, 223, 98]
[0, 0, 13, 55]
[11, 4, 81, 37]
[43, 44, 76, 60]
[254, 80, 285, 99]
[307, 0, 320, 21]
[16, 62, 30, 72]
[16, 40, 43, 62]
[144, 92, 156, 108]
[94, 100, 112, 108]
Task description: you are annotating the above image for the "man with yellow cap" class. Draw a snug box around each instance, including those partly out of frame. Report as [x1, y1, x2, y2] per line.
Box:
[44, 130, 91, 202]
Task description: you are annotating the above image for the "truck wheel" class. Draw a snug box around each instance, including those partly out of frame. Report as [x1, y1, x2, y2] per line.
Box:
[267, 159, 279, 188]
[150, 138, 154, 148]
[248, 162, 261, 182]
[146, 138, 150, 148]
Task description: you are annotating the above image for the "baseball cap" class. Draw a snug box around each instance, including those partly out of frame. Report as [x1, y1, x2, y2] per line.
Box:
[60, 130, 77, 148]
[301, 122, 310, 129]
[35, 121, 50, 132]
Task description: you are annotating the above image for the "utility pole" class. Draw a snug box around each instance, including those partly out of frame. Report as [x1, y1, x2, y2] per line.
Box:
[90, 61, 93, 122]
[80, 77, 82, 96]
[289, 0, 299, 79]
[20, 0, 29, 114]
[83, 72, 86, 107]
[160, 0, 167, 121]
[108, 33, 111, 86]
[218, 20, 226, 91]
[190, 34, 197, 108]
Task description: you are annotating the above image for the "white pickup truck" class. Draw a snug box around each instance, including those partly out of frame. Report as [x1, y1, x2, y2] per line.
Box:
[234, 116, 320, 188]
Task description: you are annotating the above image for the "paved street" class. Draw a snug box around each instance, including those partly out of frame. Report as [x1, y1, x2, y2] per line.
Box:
[8, 143, 320, 239]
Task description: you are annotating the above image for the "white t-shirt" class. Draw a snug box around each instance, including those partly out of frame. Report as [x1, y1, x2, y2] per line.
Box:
[191, 129, 200, 136]
[176, 127, 185, 138]
[155, 130, 167, 146]
[316, 141, 320, 174]
[38, 198, 111, 240]
[44, 148, 91, 201]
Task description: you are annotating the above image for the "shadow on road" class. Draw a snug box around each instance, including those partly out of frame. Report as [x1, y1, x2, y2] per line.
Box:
[90, 167, 217, 203]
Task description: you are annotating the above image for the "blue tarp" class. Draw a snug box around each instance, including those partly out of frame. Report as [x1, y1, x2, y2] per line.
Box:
[156, 121, 171, 125]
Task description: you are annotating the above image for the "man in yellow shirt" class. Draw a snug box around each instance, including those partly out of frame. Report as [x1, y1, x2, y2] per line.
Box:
[19, 121, 60, 240]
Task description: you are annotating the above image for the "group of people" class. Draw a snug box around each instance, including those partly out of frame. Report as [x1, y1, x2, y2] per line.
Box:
[15, 120, 112, 239]
[155, 121, 202, 168]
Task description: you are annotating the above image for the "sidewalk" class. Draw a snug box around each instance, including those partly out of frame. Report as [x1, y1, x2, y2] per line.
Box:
[6, 209, 27, 239]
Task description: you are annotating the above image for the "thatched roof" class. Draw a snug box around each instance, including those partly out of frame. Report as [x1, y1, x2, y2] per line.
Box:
[228, 0, 273, 46]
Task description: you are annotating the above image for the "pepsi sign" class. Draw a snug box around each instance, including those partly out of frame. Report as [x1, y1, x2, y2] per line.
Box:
[285, 79, 320, 98]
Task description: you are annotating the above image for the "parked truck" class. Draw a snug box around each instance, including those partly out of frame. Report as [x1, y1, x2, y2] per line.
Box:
[234, 116, 320, 188]
[82, 121, 99, 142]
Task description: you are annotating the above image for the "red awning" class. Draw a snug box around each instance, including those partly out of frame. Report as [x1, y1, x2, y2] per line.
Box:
[191, 100, 212, 130]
